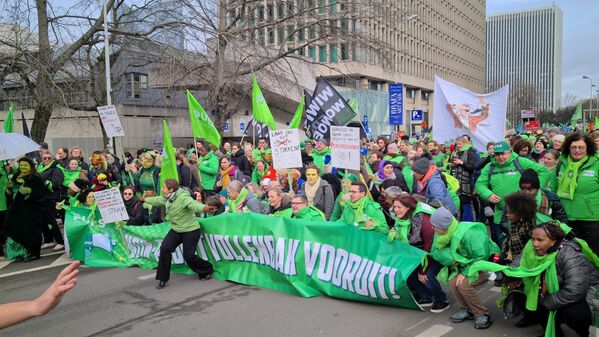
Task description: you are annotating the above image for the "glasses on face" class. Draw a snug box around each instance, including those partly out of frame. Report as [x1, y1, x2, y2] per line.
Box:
[42, 157, 52, 160]
[291, 201, 306, 205]
[123, 192, 133, 196]
[570, 145, 586, 151]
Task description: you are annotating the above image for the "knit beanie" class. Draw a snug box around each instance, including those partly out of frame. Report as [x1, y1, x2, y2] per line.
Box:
[519, 169, 540, 190]
[412, 157, 431, 175]
[430, 207, 454, 230]
[552, 134, 565, 143]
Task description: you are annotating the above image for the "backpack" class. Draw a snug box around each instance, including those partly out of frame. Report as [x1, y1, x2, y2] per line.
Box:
[487, 157, 523, 189]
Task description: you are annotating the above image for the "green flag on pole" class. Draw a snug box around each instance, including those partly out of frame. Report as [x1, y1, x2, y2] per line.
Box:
[252, 76, 276, 130]
[289, 97, 304, 129]
[187, 90, 221, 147]
[570, 103, 583, 128]
[3, 102, 14, 133]
[160, 120, 178, 195]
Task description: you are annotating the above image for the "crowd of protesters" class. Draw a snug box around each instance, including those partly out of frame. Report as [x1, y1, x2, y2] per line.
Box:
[1, 126, 598, 336]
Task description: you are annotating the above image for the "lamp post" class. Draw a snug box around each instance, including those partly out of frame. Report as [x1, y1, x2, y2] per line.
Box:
[582, 76, 593, 129]
[399, 14, 417, 135]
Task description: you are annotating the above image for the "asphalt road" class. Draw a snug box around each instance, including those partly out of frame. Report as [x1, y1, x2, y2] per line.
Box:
[0, 257, 568, 337]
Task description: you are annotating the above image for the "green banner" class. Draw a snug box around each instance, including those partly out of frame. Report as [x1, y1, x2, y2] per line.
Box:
[65, 207, 425, 309]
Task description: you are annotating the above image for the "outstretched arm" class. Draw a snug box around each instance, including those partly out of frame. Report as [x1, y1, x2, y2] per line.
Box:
[0, 261, 80, 329]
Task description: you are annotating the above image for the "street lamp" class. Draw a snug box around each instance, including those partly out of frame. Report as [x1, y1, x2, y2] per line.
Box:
[400, 14, 417, 135]
[582, 75, 593, 128]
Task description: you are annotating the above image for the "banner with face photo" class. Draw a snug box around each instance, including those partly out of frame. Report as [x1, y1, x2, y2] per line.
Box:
[433, 76, 508, 150]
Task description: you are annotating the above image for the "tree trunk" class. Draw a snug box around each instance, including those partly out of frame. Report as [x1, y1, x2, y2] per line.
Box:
[31, 0, 53, 143]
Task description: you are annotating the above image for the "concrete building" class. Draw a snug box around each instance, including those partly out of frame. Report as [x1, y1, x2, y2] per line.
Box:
[486, 6, 563, 124]
[226, 0, 486, 135]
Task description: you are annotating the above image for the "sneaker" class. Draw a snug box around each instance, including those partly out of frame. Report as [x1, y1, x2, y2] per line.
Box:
[53, 244, 65, 251]
[430, 300, 451, 313]
[41, 242, 55, 249]
[156, 281, 167, 289]
[474, 313, 492, 329]
[198, 272, 212, 281]
[449, 308, 474, 323]
[416, 298, 433, 307]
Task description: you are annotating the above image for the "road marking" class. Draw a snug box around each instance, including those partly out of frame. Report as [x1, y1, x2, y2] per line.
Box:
[0, 259, 72, 279]
[406, 318, 429, 331]
[41, 251, 66, 258]
[0, 260, 11, 270]
[137, 273, 156, 280]
[414, 324, 452, 337]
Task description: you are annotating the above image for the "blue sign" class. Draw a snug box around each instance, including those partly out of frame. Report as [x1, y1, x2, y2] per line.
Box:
[240, 121, 246, 132]
[411, 109, 423, 123]
[388, 84, 403, 125]
[224, 121, 229, 132]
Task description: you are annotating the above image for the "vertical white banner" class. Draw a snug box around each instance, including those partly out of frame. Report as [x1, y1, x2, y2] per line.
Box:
[269, 128, 302, 169]
[330, 126, 360, 170]
[433, 76, 508, 150]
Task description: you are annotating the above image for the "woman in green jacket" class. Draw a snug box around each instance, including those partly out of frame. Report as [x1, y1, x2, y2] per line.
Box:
[550, 132, 599, 253]
[143, 179, 215, 289]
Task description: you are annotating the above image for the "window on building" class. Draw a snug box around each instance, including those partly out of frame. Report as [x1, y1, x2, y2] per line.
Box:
[319, 45, 327, 62]
[287, 24, 295, 42]
[329, 0, 337, 14]
[277, 3, 285, 18]
[298, 47, 305, 56]
[308, 46, 316, 60]
[309, 26, 316, 39]
[258, 5, 265, 21]
[268, 28, 275, 44]
[407, 88, 416, 99]
[298, 28, 305, 42]
[267, 4, 274, 22]
[329, 44, 338, 63]
[126, 73, 148, 99]
[340, 43, 348, 60]
[287, 0, 295, 15]
[319, 0, 326, 15]
[278, 27, 285, 44]
[421, 91, 429, 101]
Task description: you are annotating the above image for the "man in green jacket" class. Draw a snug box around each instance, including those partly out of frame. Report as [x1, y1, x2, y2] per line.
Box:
[475, 141, 550, 244]
[198, 146, 219, 193]
[339, 182, 388, 235]
[290, 195, 325, 221]
[429, 207, 499, 329]
[310, 139, 331, 172]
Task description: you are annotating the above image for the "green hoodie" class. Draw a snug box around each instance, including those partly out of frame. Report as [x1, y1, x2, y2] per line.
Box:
[475, 152, 551, 223]
[144, 189, 206, 233]
[310, 147, 331, 172]
[339, 197, 388, 235]
[550, 155, 599, 221]
[293, 205, 326, 221]
[198, 150, 219, 190]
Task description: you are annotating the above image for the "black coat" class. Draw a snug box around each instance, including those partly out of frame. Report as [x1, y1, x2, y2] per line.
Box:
[231, 149, 251, 177]
[39, 161, 64, 201]
[124, 197, 148, 226]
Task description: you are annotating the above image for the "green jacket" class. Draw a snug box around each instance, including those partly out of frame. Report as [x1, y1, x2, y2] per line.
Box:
[273, 208, 293, 218]
[550, 155, 599, 221]
[330, 193, 346, 221]
[251, 167, 267, 185]
[293, 205, 326, 221]
[198, 151, 219, 190]
[431, 222, 499, 276]
[310, 147, 331, 172]
[431, 151, 446, 168]
[144, 189, 206, 233]
[339, 197, 389, 235]
[475, 152, 551, 223]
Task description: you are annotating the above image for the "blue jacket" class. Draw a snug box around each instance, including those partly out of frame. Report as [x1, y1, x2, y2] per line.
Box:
[418, 170, 457, 214]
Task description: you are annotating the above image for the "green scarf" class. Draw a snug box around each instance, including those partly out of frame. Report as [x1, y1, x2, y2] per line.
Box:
[60, 167, 82, 187]
[556, 156, 588, 200]
[388, 218, 411, 243]
[37, 160, 55, 174]
[228, 187, 249, 213]
[348, 196, 369, 226]
[436, 218, 459, 249]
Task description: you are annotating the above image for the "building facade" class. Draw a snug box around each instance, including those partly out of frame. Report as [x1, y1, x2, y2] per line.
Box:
[486, 6, 563, 125]
[226, 0, 486, 135]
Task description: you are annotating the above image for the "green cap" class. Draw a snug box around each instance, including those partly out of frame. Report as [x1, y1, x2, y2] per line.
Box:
[494, 141, 511, 153]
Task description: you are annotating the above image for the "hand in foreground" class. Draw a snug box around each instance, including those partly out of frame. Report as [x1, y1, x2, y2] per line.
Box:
[30, 261, 80, 317]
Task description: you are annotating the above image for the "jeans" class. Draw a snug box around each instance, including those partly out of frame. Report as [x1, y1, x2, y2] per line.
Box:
[156, 228, 213, 282]
[407, 260, 447, 304]
[460, 202, 475, 222]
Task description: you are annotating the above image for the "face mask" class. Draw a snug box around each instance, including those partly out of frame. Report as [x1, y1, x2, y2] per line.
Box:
[142, 160, 153, 169]
[19, 162, 31, 175]
[306, 169, 318, 185]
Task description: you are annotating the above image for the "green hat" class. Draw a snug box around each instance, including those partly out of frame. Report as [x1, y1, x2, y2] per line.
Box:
[338, 171, 359, 183]
[300, 141, 306, 150]
[494, 141, 511, 153]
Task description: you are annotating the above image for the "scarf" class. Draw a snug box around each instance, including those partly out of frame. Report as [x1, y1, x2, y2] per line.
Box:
[304, 178, 321, 205]
[348, 196, 369, 226]
[436, 218, 459, 249]
[228, 187, 248, 213]
[417, 165, 438, 190]
[164, 189, 178, 211]
[61, 167, 82, 187]
[37, 160, 55, 174]
[220, 166, 234, 190]
[556, 156, 587, 200]
[375, 160, 396, 181]
[388, 218, 411, 243]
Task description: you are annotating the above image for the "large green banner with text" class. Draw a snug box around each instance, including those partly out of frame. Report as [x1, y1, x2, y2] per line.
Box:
[65, 207, 426, 309]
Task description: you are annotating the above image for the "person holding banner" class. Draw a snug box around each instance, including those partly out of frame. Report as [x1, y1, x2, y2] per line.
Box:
[266, 188, 292, 217]
[290, 195, 326, 221]
[251, 160, 269, 185]
[226, 180, 263, 214]
[339, 182, 388, 235]
[300, 166, 334, 220]
[142, 179, 215, 289]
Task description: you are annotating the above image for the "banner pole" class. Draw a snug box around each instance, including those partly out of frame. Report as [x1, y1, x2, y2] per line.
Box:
[117, 137, 135, 186]
[287, 168, 294, 196]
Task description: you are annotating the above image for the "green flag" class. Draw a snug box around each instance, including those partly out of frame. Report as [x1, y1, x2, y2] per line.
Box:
[252, 76, 276, 130]
[3, 102, 14, 133]
[160, 120, 178, 195]
[570, 103, 583, 128]
[289, 97, 304, 129]
[595, 116, 599, 130]
[187, 90, 221, 147]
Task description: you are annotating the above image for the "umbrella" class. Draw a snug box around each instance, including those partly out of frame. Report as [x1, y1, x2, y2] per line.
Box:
[0, 133, 40, 161]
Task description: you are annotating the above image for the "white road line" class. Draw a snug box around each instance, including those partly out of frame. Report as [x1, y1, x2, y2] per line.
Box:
[137, 273, 156, 280]
[414, 324, 452, 337]
[0, 260, 72, 279]
[406, 318, 429, 331]
[41, 251, 66, 258]
[0, 260, 11, 270]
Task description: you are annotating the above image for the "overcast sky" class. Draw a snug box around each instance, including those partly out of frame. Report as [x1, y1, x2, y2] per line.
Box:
[488, 0, 599, 102]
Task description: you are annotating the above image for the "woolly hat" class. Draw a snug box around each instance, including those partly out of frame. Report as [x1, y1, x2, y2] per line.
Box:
[387, 143, 398, 152]
[412, 157, 431, 175]
[519, 169, 540, 190]
[534, 138, 547, 149]
[552, 134, 565, 143]
[218, 189, 228, 198]
[430, 207, 454, 230]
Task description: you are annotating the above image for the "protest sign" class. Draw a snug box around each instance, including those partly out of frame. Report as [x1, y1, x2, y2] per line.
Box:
[330, 126, 360, 170]
[97, 105, 125, 137]
[269, 128, 302, 169]
[65, 209, 425, 309]
[93, 188, 129, 223]
[305, 77, 356, 141]
[433, 76, 508, 150]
